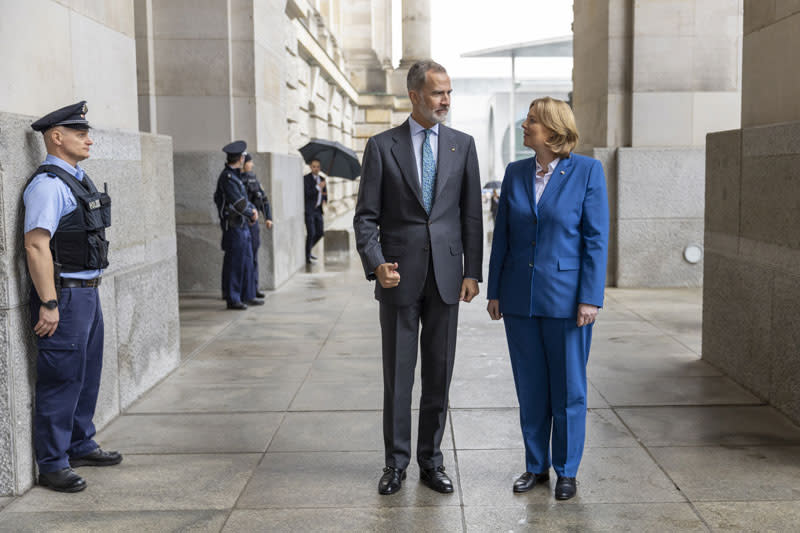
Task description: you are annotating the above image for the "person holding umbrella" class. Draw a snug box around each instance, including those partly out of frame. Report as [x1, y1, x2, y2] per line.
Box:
[303, 159, 327, 264]
[298, 139, 363, 264]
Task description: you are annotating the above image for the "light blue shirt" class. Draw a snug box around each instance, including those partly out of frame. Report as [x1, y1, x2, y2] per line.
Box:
[23, 154, 103, 279]
[409, 116, 439, 185]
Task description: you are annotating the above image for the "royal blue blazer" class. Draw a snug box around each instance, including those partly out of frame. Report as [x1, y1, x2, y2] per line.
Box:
[487, 154, 609, 318]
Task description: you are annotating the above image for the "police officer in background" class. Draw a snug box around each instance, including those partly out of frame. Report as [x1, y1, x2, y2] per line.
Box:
[23, 101, 122, 493]
[214, 140, 264, 309]
[240, 152, 272, 298]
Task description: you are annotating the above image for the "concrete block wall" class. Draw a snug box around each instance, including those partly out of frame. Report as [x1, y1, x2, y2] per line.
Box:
[704, 122, 800, 425]
[174, 151, 305, 294]
[0, 0, 139, 132]
[616, 147, 706, 287]
[0, 113, 180, 495]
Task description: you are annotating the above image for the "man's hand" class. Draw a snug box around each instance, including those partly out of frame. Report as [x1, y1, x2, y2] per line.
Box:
[460, 278, 479, 303]
[34, 306, 59, 337]
[577, 303, 599, 327]
[265, 219, 273, 229]
[376, 262, 400, 289]
[487, 299, 502, 320]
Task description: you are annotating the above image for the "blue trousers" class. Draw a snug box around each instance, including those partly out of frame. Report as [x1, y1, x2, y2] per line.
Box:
[503, 315, 592, 478]
[248, 221, 260, 295]
[31, 287, 103, 473]
[221, 225, 254, 305]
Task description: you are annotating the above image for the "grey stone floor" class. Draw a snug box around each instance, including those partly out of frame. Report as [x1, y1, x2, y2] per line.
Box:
[3, 251, 800, 532]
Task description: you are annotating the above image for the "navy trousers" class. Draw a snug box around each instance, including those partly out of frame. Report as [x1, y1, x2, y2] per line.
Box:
[31, 287, 103, 473]
[305, 209, 323, 260]
[248, 221, 261, 295]
[221, 225, 254, 305]
[503, 315, 593, 478]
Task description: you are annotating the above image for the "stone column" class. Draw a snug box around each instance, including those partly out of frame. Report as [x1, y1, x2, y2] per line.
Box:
[572, 0, 742, 288]
[399, 0, 431, 67]
[390, 0, 431, 96]
[703, 4, 800, 425]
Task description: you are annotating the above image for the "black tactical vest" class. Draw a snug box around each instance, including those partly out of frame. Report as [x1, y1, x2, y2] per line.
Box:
[30, 164, 112, 272]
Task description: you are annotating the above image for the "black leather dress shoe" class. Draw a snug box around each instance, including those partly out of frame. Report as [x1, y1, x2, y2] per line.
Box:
[309, 254, 318, 260]
[420, 465, 454, 494]
[38, 468, 86, 492]
[246, 298, 265, 306]
[255, 290, 266, 298]
[226, 301, 248, 310]
[513, 471, 550, 493]
[378, 467, 406, 495]
[555, 476, 577, 500]
[70, 448, 123, 467]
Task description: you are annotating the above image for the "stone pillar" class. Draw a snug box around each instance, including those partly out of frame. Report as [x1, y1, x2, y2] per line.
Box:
[145, 0, 307, 293]
[703, 4, 800, 425]
[399, 0, 431, 67]
[134, 0, 157, 133]
[572, 0, 742, 287]
[389, 0, 432, 96]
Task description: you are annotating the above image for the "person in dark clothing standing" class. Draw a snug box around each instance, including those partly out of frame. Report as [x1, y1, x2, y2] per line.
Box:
[214, 140, 264, 309]
[240, 152, 272, 298]
[23, 101, 123, 493]
[303, 159, 327, 264]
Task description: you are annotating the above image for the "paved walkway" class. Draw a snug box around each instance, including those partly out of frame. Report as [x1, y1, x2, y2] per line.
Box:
[3, 248, 800, 532]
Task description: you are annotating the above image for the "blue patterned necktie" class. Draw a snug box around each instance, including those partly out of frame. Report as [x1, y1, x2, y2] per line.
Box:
[421, 129, 436, 214]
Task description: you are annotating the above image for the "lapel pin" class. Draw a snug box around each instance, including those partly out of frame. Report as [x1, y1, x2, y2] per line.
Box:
[451, 147, 456, 151]
[560, 170, 565, 174]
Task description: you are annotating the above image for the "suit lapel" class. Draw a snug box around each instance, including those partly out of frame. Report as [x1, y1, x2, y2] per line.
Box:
[537, 156, 573, 210]
[390, 120, 424, 210]
[434, 125, 454, 204]
[522, 157, 536, 217]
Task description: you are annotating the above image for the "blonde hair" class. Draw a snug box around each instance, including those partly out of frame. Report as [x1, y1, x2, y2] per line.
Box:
[529, 97, 579, 157]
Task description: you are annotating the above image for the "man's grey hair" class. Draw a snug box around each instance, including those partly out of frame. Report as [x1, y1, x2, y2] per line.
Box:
[407, 60, 447, 92]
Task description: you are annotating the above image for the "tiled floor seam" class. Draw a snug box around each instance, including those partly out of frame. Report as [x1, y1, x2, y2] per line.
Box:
[448, 409, 468, 533]
[217, 278, 357, 531]
[610, 405, 715, 531]
[604, 298, 702, 356]
[284, 285, 356, 411]
[123, 296, 266, 414]
[218, 411, 288, 532]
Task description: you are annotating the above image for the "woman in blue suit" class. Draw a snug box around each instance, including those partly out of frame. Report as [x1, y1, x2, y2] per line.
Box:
[487, 97, 609, 500]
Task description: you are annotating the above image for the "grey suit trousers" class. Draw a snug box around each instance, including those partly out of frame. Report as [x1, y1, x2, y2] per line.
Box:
[379, 258, 459, 470]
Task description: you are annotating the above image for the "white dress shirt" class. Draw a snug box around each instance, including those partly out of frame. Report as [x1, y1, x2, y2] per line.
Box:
[409, 115, 439, 184]
[313, 174, 323, 207]
[534, 157, 560, 205]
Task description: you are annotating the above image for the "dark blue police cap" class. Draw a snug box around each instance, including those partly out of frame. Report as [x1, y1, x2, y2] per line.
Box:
[31, 101, 90, 132]
[222, 140, 247, 155]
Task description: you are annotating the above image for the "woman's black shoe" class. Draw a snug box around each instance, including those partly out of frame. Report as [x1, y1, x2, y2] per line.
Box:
[513, 471, 550, 493]
[555, 476, 577, 500]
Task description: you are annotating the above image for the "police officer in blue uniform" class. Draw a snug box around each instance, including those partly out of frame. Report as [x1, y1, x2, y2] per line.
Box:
[240, 152, 273, 298]
[23, 101, 123, 493]
[214, 141, 264, 309]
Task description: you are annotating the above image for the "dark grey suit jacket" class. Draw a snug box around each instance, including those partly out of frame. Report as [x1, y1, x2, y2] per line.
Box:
[353, 120, 483, 307]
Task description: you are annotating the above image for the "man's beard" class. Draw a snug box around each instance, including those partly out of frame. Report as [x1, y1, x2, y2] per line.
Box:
[431, 107, 449, 124]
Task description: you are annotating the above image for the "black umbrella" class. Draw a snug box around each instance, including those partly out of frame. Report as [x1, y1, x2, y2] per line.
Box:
[299, 138, 361, 180]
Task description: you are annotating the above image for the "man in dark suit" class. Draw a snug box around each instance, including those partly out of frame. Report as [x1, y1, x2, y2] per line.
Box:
[353, 60, 483, 495]
[303, 159, 326, 263]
